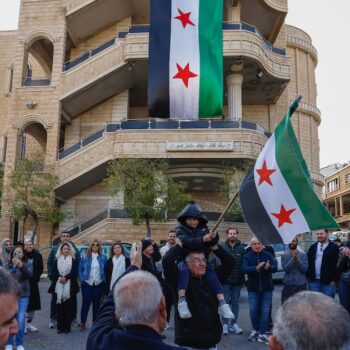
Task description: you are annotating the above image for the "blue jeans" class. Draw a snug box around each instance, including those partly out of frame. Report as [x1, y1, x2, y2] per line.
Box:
[80, 282, 105, 324]
[7, 296, 29, 347]
[248, 291, 272, 334]
[222, 284, 242, 324]
[309, 280, 336, 298]
[338, 280, 350, 313]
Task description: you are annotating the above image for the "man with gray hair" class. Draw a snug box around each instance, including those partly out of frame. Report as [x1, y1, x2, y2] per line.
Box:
[0, 268, 20, 350]
[269, 291, 350, 350]
[86, 243, 188, 350]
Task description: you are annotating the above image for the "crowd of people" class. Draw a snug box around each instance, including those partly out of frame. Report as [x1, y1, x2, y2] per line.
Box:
[1, 201, 350, 350]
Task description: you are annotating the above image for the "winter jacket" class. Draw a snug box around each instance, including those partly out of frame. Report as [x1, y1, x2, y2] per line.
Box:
[27, 249, 44, 311]
[5, 260, 33, 297]
[141, 243, 163, 283]
[307, 241, 339, 284]
[220, 239, 246, 285]
[337, 255, 350, 282]
[87, 265, 188, 350]
[104, 256, 130, 293]
[281, 250, 308, 287]
[48, 259, 79, 296]
[79, 254, 107, 283]
[243, 250, 277, 292]
[176, 202, 219, 254]
[47, 241, 80, 280]
[163, 245, 235, 349]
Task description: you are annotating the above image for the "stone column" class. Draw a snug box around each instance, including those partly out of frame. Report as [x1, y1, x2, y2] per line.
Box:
[226, 73, 243, 120]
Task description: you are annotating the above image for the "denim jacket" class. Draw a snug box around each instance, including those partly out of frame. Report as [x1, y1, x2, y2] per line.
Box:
[79, 254, 107, 283]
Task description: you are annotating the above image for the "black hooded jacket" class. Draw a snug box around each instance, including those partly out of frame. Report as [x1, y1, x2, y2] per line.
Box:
[176, 202, 219, 253]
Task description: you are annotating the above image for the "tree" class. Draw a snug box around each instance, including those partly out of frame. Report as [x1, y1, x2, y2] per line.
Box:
[0, 169, 3, 209]
[6, 153, 72, 241]
[219, 160, 254, 222]
[107, 158, 191, 236]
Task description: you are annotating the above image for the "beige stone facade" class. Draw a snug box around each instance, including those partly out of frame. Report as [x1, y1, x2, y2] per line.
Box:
[0, 0, 324, 247]
[322, 164, 350, 230]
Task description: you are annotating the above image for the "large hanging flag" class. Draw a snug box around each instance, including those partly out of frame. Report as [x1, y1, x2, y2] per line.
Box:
[239, 96, 339, 244]
[148, 0, 223, 119]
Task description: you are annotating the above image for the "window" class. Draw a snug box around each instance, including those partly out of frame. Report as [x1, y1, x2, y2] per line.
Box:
[345, 173, 350, 184]
[326, 178, 339, 193]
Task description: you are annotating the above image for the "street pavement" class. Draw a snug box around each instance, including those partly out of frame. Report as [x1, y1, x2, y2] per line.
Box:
[24, 278, 283, 350]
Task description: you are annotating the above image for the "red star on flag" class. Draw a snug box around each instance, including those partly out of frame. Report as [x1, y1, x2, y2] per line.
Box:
[174, 8, 195, 28]
[271, 205, 296, 228]
[256, 160, 276, 186]
[173, 63, 198, 88]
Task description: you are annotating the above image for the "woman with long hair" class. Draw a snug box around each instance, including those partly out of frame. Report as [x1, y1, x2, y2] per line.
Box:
[48, 242, 79, 334]
[104, 242, 130, 292]
[4, 245, 33, 350]
[78, 239, 107, 331]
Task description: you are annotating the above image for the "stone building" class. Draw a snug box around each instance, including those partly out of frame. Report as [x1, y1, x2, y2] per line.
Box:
[322, 163, 350, 231]
[0, 0, 324, 248]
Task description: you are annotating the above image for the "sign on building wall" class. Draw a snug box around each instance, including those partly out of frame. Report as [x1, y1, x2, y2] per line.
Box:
[166, 141, 234, 151]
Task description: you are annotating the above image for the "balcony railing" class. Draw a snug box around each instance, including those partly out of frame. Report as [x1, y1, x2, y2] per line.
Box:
[58, 119, 271, 160]
[63, 22, 285, 72]
[22, 77, 51, 86]
[53, 207, 243, 243]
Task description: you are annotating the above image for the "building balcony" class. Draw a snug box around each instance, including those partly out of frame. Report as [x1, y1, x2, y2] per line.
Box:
[61, 23, 289, 117]
[238, 0, 287, 43]
[286, 35, 318, 64]
[55, 119, 270, 200]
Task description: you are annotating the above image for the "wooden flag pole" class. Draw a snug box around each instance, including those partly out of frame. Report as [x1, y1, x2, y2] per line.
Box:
[211, 189, 239, 233]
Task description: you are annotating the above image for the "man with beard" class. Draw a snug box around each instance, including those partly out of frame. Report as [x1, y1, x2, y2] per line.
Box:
[281, 237, 308, 303]
[24, 239, 43, 332]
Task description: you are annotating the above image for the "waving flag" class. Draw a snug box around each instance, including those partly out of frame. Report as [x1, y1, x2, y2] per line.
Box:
[239, 96, 339, 244]
[148, 0, 223, 119]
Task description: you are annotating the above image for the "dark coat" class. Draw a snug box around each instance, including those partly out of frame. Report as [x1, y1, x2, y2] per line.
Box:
[141, 243, 162, 282]
[242, 250, 278, 292]
[307, 241, 339, 284]
[176, 202, 219, 254]
[87, 265, 188, 350]
[104, 256, 130, 293]
[163, 245, 235, 349]
[220, 239, 246, 285]
[337, 255, 350, 282]
[27, 249, 43, 311]
[48, 259, 79, 296]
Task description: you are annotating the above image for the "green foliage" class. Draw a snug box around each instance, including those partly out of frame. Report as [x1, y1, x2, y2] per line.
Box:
[7, 153, 71, 232]
[219, 160, 254, 221]
[107, 159, 191, 232]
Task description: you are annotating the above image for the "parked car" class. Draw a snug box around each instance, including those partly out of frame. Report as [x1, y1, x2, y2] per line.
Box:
[77, 242, 132, 259]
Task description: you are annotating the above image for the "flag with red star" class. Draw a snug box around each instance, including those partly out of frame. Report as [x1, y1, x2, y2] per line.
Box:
[148, 0, 223, 119]
[239, 96, 339, 244]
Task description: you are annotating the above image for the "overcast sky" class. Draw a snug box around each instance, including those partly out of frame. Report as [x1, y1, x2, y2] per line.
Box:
[0, 0, 349, 169]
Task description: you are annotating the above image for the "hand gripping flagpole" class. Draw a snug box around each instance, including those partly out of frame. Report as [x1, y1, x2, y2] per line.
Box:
[211, 189, 239, 233]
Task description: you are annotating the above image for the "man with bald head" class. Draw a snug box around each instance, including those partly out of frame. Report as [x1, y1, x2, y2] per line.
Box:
[243, 237, 277, 345]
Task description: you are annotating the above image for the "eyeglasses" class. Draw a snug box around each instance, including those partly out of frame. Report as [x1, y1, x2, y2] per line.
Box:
[92, 243, 100, 247]
[188, 258, 207, 264]
[251, 243, 262, 246]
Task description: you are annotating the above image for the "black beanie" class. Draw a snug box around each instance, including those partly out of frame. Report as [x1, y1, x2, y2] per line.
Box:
[141, 239, 152, 251]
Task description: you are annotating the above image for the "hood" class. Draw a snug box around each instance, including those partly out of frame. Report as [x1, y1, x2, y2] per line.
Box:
[177, 201, 208, 226]
[1, 238, 12, 262]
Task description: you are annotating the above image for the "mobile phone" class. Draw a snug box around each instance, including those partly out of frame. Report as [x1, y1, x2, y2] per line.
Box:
[14, 251, 21, 259]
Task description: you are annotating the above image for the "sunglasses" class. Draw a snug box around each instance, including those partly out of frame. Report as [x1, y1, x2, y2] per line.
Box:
[92, 243, 100, 247]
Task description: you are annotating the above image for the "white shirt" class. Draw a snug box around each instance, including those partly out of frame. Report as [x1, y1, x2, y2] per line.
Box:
[86, 253, 102, 286]
[315, 241, 329, 279]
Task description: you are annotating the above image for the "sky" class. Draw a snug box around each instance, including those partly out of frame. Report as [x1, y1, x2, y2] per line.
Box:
[0, 0, 349, 168]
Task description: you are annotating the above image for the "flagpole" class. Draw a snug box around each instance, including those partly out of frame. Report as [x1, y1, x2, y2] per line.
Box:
[211, 190, 239, 233]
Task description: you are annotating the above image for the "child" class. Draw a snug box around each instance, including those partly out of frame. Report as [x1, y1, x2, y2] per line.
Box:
[175, 201, 234, 320]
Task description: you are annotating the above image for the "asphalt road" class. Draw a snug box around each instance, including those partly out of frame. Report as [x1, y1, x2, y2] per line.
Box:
[24, 278, 284, 350]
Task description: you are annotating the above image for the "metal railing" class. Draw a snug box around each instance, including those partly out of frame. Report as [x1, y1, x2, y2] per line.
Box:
[63, 22, 285, 72]
[223, 22, 286, 55]
[22, 77, 51, 86]
[58, 119, 271, 160]
[53, 207, 243, 243]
